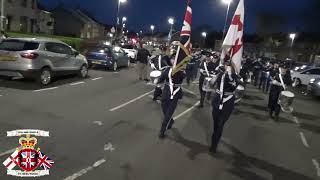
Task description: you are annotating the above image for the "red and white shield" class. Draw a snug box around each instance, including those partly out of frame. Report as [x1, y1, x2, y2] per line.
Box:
[17, 149, 39, 172]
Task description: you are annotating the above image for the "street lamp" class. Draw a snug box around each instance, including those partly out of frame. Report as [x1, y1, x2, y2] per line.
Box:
[122, 16, 127, 23]
[201, 32, 207, 48]
[168, 17, 174, 41]
[222, 0, 232, 40]
[289, 33, 296, 46]
[150, 25, 155, 36]
[116, 0, 127, 36]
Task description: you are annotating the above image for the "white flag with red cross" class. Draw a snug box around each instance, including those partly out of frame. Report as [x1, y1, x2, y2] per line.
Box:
[221, 0, 245, 74]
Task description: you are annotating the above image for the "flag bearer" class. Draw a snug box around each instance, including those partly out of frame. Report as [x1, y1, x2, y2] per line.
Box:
[210, 63, 240, 153]
[157, 55, 185, 139]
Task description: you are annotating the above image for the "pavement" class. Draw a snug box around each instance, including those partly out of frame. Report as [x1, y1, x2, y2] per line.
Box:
[0, 65, 319, 180]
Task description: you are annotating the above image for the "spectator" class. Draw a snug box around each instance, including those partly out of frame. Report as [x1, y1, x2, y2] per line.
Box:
[136, 43, 151, 81]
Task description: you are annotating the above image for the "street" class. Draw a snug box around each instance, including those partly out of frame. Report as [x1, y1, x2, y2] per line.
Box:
[0, 66, 319, 180]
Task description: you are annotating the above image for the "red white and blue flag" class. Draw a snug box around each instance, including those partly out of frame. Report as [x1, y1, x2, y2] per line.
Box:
[37, 151, 54, 170]
[172, 0, 192, 75]
[221, 0, 245, 74]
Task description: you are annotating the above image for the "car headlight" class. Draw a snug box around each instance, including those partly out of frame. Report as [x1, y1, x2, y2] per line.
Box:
[318, 82, 320, 86]
[290, 70, 293, 74]
[310, 78, 315, 84]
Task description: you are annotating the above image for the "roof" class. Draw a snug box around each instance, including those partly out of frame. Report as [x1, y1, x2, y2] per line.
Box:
[6, 37, 63, 43]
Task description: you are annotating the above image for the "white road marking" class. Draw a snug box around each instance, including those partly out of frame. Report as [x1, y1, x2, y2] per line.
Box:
[70, 81, 85, 86]
[109, 90, 154, 111]
[0, 95, 3, 97]
[104, 143, 115, 151]
[93, 121, 102, 126]
[33, 87, 58, 92]
[182, 88, 197, 96]
[174, 101, 200, 120]
[64, 159, 106, 180]
[292, 116, 300, 126]
[0, 148, 16, 157]
[92, 77, 102, 81]
[299, 132, 310, 148]
[312, 159, 320, 177]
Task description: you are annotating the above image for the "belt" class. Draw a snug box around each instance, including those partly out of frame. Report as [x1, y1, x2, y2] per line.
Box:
[216, 89, 233, 96]
[164, 82, 182, 88]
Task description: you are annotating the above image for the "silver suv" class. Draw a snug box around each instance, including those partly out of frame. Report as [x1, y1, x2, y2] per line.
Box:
[0, 38, 88, 86]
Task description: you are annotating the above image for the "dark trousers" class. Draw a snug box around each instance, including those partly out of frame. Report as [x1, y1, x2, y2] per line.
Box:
[253, 71, 259, 86]
[264, 80, 271, 93]
[268, 88, 281, 117]
[259, 77, 266, 89]
[211, 94, 235, 151]
[153, 86, 162, 100]
[160, 96, 179, 135]
[199, 75, 211, 106]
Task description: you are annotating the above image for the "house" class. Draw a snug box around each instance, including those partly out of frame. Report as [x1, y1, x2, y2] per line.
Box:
[52, 6, 105, 39]
[3, 0, 54, 34]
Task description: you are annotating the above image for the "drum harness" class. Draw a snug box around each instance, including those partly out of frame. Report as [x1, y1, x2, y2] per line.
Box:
[167, 68, 182, 100]
[216, 73, 235, 110]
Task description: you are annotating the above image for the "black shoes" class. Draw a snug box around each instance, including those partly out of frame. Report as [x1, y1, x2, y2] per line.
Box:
[198, 104, 204, 108]
[159, 133, 165, 139]
[209, 147, 217, 154]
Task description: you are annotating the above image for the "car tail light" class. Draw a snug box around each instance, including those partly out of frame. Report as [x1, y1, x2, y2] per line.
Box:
[21, 52, 39, 59]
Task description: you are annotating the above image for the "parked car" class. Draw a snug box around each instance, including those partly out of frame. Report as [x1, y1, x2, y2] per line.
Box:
[308, 78, 320, 97]
[291, 68, 320, 86]
[0, 38, 88, 86]
[121, 44, 137, 62]
[86, 45, 130, 71]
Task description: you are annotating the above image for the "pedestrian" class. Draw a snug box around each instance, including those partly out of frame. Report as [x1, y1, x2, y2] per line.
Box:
[268, 65, 291, 121]
[157, 55, 185, 139]
[198, 53, 219, 108]
[150, 46, 170, 101]
[252, 58, 263, 86]
[186, 55, 196, 86]
[258, 63, 267, 90]
[0, 31, 7, 42]
[264, 62, 274, 93]
[210, 62, 240, 153]
[136, 43, 151, 81]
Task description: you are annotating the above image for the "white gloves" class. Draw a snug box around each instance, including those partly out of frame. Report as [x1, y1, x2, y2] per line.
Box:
[151, 63, 156, 70]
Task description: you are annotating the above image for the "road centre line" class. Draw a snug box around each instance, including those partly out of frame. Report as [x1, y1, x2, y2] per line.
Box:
[174, 101, 200, 120]
[109, 90, 154, 112]
[92, 77, 102, 81]
[0, 148, 16, 157]
[33, 87, 59, 92]
[312, 159, 320, 177]
[63, 159, 106, 180]
[299, 132, 310, 148]
[70, 81, 85, 86]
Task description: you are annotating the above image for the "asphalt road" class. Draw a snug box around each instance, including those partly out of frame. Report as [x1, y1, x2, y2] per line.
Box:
[0, 65, 319, 180]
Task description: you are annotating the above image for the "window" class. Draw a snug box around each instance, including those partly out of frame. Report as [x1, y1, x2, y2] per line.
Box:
[309, 69, 320, 75]
[122, 45, 133, 49]
[0, 40, 39, 51]
[45, 43, 73, 55]
[21, 0, 27, 7]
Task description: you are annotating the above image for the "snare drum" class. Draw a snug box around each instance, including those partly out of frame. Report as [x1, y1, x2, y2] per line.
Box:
[278, 91, 295, 113]
[202, 75, 217, 92]
[150, 70, 162, 85]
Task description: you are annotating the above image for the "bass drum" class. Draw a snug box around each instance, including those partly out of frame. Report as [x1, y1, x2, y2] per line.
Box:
[149, 70, 162, 85]
[278, 91, 295, 113]
[202, 75, 217, 92]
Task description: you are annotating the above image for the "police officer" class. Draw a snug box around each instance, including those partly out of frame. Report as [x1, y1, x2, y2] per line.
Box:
[198, 53, 219, 108]
[210, 62, 240, 153]
[157, 55, 185, 139]
[150, 46, 170, 101]
[268, 65, 291, 121]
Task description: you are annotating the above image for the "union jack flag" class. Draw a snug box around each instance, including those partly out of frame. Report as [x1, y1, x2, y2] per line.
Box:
[21, 151, 37, 169]
[172, 0, 192, 75]
[37, 151, 54, 170]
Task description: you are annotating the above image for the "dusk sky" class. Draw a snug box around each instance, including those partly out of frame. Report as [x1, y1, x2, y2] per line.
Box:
[39, 0, 311, 34]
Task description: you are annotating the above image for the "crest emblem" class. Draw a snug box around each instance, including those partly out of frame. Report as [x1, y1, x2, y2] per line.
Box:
[2, 130, 54, 177]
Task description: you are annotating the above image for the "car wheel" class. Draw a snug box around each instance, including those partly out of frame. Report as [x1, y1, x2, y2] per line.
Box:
[79, 65, 88, 78]
[38, 67, 51, 86]
[127, 59, 130, 68]
[113, 61, 118, 71]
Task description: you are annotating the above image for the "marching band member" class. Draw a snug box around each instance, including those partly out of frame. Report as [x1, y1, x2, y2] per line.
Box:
[210, 62, 241, 153]
[268, 66, 291, 121]
[157, 55, 185, 139]
[150, 46, 170, 101]
[198, 53, 219, 108]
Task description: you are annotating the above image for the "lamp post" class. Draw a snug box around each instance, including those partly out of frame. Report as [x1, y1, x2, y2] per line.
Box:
[116, 0, 127, 37]
[222, 0, 232, 40]
[201, 32, 207, 48]
[289, 33, 296, 59]
[0, 0, 5, 31]
[121, 17, 127, 34]
[168, 17, 174, 42]
[150, 25, 155, 36]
